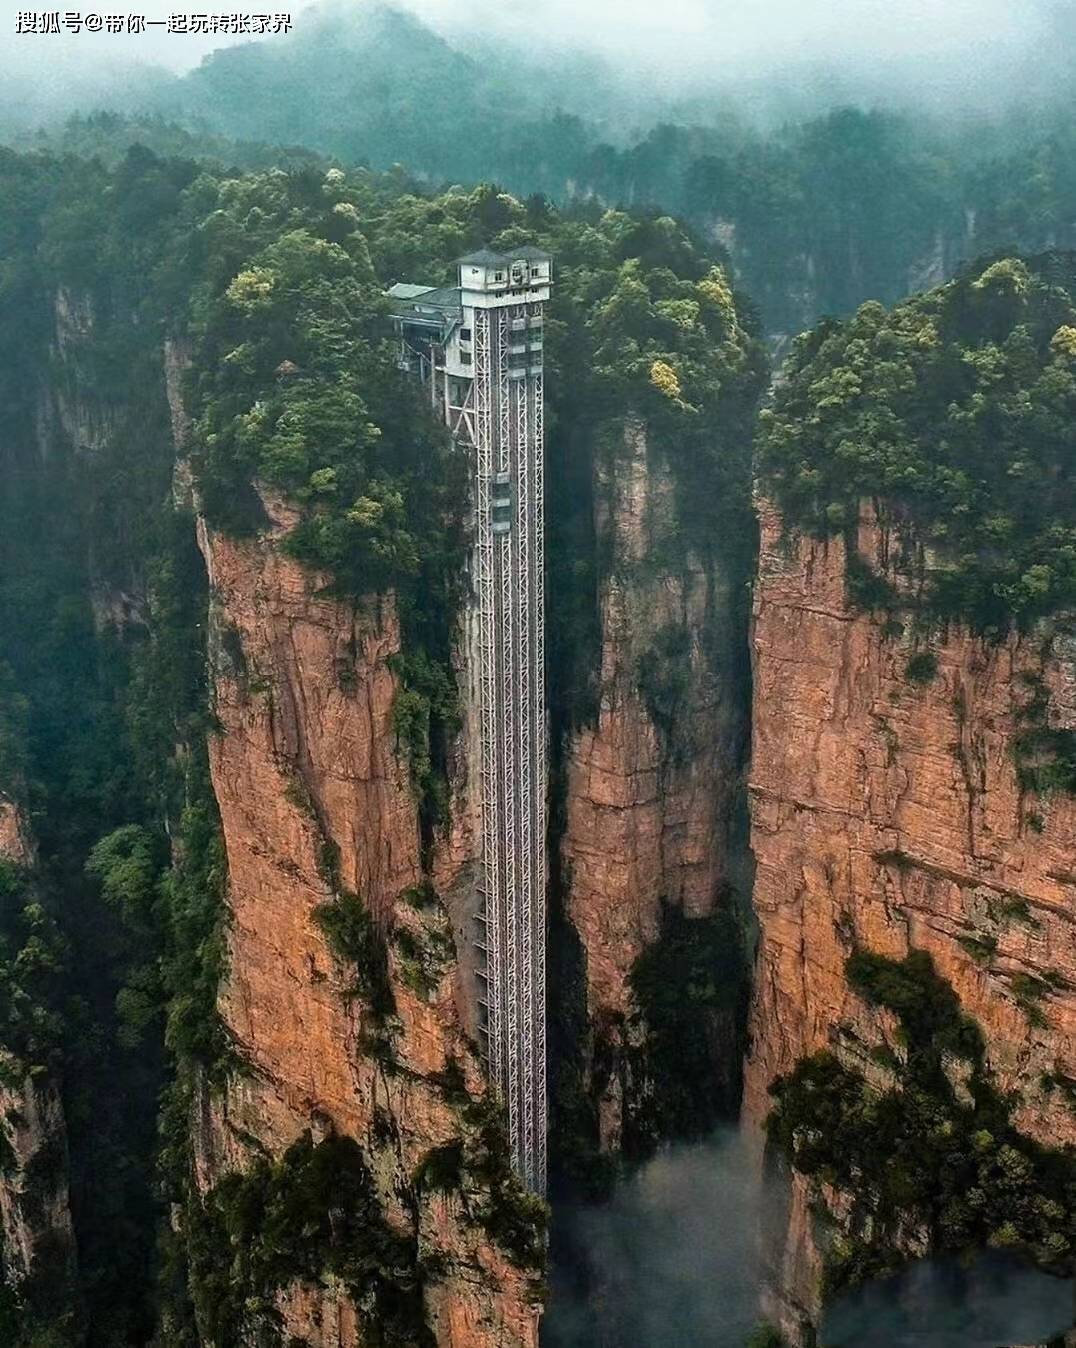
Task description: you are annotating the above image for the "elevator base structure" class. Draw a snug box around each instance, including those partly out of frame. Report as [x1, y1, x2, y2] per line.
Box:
[390, 248, 550, 1192]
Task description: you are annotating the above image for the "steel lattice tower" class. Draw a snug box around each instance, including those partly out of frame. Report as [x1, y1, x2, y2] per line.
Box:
[389, 249, 550, 1191]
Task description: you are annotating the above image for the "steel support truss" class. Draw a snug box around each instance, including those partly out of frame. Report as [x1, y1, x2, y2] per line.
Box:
[453, 302, 547, 1193]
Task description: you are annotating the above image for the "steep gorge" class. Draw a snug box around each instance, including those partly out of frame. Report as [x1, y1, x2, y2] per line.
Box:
[6, 135, 1075, 1348]
[555, 418, 750, 1166]
[167, 184, 767, 1336]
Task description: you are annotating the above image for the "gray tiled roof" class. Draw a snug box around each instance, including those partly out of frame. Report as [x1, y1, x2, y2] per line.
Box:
[407, 285, 463, 309]
[457, 247, 507, 266]
[387, 282, 435, 299]
[457, 245, 552, 266]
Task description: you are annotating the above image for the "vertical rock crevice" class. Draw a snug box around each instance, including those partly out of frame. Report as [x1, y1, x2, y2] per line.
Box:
[552, 419, 753, 1172]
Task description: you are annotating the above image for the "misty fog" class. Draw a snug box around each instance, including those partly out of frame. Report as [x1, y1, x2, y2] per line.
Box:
[415, 0, 1076, 131]
[3, 0, 1075, 139]
[543, 1133, 768, 1347]
[822, 1251, 1074, 1348]
[404, 0, 1071, 112]
[542, 1133, 1075, 1348]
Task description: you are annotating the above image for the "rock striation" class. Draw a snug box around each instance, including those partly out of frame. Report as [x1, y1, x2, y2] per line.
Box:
[560, 420, 747, 1152]
[743, 500, 1076, 1332]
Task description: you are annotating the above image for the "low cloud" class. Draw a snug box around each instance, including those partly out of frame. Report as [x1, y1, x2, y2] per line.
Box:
[544, 1130, 1075, 1348]
[544, 1131, 770, 1347]
[402, 0, 1072, 115]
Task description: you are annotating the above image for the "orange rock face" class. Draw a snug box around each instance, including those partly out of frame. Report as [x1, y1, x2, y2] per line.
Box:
[743, 501, 1076, 1327]
[560, 421, 746, 1147]
[194, 495, 539, 1347]
[0, 796, 32, 865]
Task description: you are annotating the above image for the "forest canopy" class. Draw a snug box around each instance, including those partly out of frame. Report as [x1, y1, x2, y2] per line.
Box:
[757, 253, 1076, 629]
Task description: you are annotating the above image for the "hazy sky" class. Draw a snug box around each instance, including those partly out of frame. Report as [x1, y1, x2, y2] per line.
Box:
[405, 0, 1042, 65]
[3, 0, 1061, 74]
[402, 0, 1065, 105]
[2, 0, 1069, 121]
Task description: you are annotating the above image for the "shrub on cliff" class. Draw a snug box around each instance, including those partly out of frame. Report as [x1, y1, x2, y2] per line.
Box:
[313, 890, 395, 1024]
[186, 1131, 436, 1347]
[626, 905, 747, 1155]
[0, 858, 68, 1084]
[746, 1326, 789, 1348]
[768, 949, 1076, 1294]
[461, 1094, 549, 1275]
[757, 253, 1076, 632]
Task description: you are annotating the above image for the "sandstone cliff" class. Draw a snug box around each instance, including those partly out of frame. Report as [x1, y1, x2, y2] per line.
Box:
[191, 494, 540, 1347]
[0, 797, 79, 1327]
[558, 420, 748, 1156]
[743, 500, 1076, 1333]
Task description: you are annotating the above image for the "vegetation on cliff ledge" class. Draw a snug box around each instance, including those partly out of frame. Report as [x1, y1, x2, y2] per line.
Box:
[185, 1101, 547, 1346]
[1013, 670, 1076, 798]
[624, 905, 747, 1157]
[186, 1130, 436, 1348]
[767, 949, 1076, 1295]
[758, 253, 1076, 632]
[412, 1090, 548, 1281]
[0, 858, 68, 1086]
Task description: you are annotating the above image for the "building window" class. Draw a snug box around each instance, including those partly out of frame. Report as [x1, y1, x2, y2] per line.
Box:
[460, 352, 472, 365]
[531, 267, 540, 277]
[494, 271, 504, 281]
[460, 328, 472, 341]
